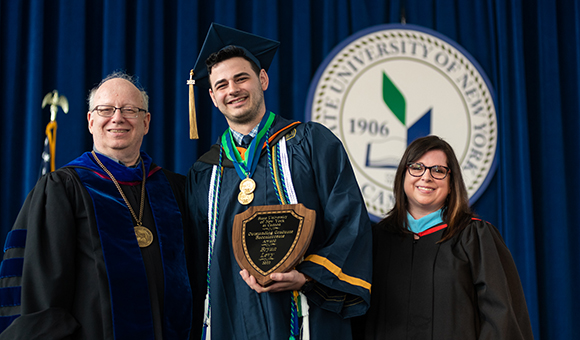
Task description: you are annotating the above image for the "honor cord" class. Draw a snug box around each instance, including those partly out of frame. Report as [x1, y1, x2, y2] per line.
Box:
[203, 147, 223, 340]
[267, 136, 309, 340]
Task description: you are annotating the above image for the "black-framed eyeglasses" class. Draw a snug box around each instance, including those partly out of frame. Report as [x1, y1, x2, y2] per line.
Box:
[92, 105, 146, 118]
[407, 162, 450, 180]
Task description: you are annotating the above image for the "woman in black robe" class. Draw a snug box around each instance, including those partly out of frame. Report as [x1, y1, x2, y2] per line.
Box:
[353, 135, 533, 340]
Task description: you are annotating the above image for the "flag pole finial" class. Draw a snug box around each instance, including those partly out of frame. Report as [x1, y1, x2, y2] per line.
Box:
[42, 90, 69, 121]
[40, 90, 68, 173]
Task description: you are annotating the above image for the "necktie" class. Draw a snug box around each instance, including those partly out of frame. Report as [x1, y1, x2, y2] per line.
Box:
[241, 135, 253, 148]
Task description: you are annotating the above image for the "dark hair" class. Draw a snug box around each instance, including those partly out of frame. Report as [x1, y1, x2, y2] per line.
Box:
[87, 71, 149, 111]
[205, 45, 261, 83]
[377, 135, 475, 242]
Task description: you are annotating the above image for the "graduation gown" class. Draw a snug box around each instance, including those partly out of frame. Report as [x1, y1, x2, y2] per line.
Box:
[0, 152, 194, 340]
[186, 114, 372, 340]
[354, 219, 533, 340]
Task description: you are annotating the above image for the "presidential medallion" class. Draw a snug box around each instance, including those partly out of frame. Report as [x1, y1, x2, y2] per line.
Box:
[135, 226, 154, 248]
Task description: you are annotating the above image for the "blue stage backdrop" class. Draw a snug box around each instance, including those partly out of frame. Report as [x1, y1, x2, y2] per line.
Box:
[0, 1, 578, 339]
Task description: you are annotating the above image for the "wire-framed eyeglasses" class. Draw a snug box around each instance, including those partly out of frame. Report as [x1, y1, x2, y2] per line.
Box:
[407, 162, 451, 180]
[92, 105, 146, 118]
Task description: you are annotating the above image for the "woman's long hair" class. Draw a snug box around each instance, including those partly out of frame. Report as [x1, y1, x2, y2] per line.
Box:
[377, 135, 475, 242]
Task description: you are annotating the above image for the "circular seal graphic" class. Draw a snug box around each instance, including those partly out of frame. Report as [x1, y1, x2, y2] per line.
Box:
[306, 24, 498, 222]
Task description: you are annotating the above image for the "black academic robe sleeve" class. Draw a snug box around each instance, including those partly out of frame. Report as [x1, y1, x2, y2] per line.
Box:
[461, 220, 534, 339]
[354, 219, 533, 340]
[0, 166, 199, 340]
[0, 169, 86, 339]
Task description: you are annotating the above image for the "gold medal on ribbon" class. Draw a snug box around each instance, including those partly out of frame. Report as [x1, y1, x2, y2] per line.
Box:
[239, 177, 256, 194]
[238, 191, 254, 205]
[238, 177, 256, 205]
[135, 226, 154, 248]
[92, 151, 154, 248]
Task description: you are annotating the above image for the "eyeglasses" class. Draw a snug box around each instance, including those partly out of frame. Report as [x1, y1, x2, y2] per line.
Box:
[407, 162, 450, 180]
[92, 105, 146, 118]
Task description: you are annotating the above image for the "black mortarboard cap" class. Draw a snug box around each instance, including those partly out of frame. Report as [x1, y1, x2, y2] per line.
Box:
[191, 23, 280, 89]
[187, 23, 279, 139]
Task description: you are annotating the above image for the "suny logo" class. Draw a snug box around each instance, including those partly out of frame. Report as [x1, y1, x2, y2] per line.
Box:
[306, 24, 498, 221]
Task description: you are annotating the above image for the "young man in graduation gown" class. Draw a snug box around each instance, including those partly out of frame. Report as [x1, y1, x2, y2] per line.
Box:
[186, 23, 372, 340]
[0, 72, 196, 340]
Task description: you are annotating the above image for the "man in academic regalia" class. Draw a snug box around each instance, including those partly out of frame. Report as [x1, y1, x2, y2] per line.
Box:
[0, 72, 197, 340]
[186, 23, 372, 340]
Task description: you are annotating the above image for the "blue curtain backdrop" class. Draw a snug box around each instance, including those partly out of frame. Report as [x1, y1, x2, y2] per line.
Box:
[0, 0, 577, 339]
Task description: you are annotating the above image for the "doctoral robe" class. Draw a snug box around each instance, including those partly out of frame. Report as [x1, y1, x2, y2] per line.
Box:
[187, 114, 372, 340]
[353, 219, 533, 340]
[0, 151, 195, 340]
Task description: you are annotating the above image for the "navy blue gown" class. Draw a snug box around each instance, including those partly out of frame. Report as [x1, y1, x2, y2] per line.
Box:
[187, 114, 373, 340]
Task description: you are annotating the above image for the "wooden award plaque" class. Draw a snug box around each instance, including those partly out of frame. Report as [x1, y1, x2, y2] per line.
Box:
[232, 204, 316, 286]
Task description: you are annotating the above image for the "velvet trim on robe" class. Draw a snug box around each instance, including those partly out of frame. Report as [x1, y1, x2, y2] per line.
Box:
[187, 114, 372, 340]
[68, 152, 192, 340]
[0, 151, 193, 340]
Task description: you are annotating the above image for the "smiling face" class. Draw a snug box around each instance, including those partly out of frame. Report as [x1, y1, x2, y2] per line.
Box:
[404, 149, 451, 219]
[208, 57, 268, 134]
[87, 78, 150, 166]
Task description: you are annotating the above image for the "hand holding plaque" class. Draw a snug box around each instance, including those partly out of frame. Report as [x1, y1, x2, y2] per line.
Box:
[232, 204, 316, 286]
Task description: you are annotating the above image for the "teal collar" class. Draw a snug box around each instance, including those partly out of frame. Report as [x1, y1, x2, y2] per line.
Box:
[407, 209, 444, 234]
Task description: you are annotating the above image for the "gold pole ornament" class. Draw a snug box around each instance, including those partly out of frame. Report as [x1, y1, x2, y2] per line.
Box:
[42, 90, 69, 122]
[41, 90, 69, 172]
[187, 70, 199, 139]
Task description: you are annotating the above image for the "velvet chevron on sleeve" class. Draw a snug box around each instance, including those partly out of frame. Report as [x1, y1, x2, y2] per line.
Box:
[0, 152, 194, 340]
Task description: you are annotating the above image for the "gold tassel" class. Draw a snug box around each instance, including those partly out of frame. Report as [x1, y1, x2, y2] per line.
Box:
[188, 69, 199, 139]
[46, 121, 58, 172]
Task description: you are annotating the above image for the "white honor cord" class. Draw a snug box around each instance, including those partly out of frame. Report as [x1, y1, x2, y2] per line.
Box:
[299, 292, 310, 340]
[279, 137, 298, 204]
[207, 164, 219, 266]
[203, 164, 221, 340]
[279, 137, 310, 339]
[203, 293, 211, 338]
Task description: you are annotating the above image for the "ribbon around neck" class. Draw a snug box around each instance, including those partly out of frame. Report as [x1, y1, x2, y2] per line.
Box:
[221, 111, 275, 180]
